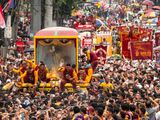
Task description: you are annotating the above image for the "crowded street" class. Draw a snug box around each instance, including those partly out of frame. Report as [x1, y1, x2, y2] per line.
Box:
[0, 0, 160, 120]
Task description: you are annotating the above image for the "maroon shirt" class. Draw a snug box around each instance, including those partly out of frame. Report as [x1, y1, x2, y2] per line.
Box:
[38, 69, 47, 82]
[24, 71, 35, 84]
[63, 68, 74, 81]
[90, 51, 98, 62]
[20, 67, 27, 74]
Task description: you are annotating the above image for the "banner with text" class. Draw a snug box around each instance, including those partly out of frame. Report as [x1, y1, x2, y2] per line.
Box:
[130, 41, 153, 60]
[121, 34, 131, 59]
[82, 36, 93, 49]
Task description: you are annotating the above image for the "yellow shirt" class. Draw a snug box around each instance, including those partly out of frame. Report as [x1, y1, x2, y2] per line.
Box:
[73, 69, 78, 82]
[100, 82, 113, 90]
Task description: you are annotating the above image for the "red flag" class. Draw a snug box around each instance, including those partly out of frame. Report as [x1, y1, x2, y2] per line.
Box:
[119, 32, 131, 59]
[95, 45, 107, 65]
[130, 41, 153, 60]
[95, 45, 107, 58]
[0, 5, 5, 28]
[122, 36, 131, 59]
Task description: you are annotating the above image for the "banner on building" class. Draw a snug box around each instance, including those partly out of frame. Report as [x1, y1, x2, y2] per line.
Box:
[130, 41, 153, 60]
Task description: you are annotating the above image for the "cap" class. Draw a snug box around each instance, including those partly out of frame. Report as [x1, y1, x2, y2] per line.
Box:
[6, 79, 11, 83]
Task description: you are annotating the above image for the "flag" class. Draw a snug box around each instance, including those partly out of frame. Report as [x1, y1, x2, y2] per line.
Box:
[122, 35, 131, 59]
[0, 5, 6, 28]
[130, 41, 153, 60]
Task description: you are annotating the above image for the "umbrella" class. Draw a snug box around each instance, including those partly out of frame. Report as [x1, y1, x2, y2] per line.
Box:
[145, 11, 156, 18]
[142, 0, 154, 6]
[152, 6, 160, 10]
[147, 18, 158, 23]
[131, 2, 140, 7]
[96, 19, 105, 27]
[145, 9, 154, 13]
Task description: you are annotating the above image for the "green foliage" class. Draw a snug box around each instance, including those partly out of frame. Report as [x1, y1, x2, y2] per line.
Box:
[53, 0, 77, 16]
[56, 0, 66, 6]
[54, 0, 84, 12]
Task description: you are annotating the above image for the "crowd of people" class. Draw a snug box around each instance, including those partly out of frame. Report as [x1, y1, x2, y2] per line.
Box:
[0, 0, 160, 120]
[0, 46, 160, 120]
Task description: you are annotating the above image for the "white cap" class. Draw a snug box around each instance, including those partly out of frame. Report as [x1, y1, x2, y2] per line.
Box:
[6, 79, 11, 83]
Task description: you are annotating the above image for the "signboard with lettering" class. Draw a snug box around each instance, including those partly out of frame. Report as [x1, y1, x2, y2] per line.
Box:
[82, 36, 92, 49]
[130, 41, 153, 60]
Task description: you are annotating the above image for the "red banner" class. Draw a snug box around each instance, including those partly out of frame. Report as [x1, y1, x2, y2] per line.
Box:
[117, 26, 127, 32]
[139, 27, 146, 34]
[75, 24, 95, 31]
[121, 34, 131, 59]
[128, 26, 140, 41]
[155, 32, 160, 46]
[119, 26, 153, 59]
[132, 27, 152, 41]
[130, 41, 153, 60]
[95, 45, 107, 57]
[95, 45, 107, 65]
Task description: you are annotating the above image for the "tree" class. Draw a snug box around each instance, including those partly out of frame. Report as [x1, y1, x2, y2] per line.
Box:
[44, 0, 83, 27]
[44, 0, 53, 27]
